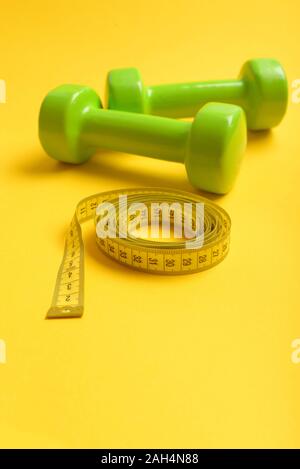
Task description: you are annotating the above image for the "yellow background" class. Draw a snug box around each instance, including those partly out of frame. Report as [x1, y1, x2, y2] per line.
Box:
[0, 0, 299, 448]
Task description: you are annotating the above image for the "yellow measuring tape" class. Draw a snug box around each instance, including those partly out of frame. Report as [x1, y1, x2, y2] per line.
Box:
[47, 188, 231, 319]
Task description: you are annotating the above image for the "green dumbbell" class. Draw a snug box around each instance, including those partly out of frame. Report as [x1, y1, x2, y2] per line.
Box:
[106, 58, 288, 130]
[39, 85, 246, 194]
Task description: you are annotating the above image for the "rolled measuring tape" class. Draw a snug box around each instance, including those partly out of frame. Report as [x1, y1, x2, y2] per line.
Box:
[47, 188, 231, 319]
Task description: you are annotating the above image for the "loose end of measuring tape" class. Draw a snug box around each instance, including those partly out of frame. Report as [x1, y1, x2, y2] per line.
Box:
[46, 306, 84, 319]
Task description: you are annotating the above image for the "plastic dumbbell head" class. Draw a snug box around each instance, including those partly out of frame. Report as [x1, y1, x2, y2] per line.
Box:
[106, 67, 146, 114]
[39, 85, 102, 164]
[186, 103, 246, 193]
[239, 58, 288, 130]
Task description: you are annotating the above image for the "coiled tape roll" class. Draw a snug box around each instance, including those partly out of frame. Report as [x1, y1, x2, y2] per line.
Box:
[47, 188, 231, 319]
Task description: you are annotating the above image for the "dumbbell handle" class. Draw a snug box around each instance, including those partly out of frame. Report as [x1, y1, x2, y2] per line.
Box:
[82, 108, 190, 163]
[147, 79, 245, 118]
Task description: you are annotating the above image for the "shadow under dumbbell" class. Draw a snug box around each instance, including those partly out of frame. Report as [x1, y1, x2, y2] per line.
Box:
[16, 129, 274, 200]
[247, 129, 273, 145]
[14, 148, 223, 201]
